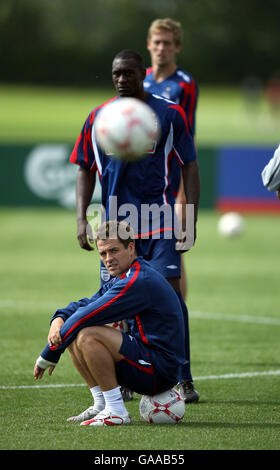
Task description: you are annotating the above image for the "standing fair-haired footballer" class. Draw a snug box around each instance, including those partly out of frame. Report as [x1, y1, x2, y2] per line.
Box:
[145, 18, 199, 306]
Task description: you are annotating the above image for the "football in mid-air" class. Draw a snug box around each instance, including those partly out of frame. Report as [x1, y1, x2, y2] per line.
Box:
[139, 388, 185, 424]
[218, 212, 245, 238]
[94, 97, 160, 161]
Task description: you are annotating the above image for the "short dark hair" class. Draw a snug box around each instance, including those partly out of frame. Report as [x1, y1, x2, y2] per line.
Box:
[113, 50, 145, 70]
[94, 220, 135, 248]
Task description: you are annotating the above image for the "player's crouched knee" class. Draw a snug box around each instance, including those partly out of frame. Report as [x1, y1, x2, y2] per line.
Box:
[76, 325, 110, 350]
[76, 326, 101, 349]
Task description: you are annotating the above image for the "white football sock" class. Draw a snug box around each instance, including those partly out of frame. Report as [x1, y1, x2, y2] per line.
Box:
[103, 386, 128, 416]
[90, 386, 105, 411]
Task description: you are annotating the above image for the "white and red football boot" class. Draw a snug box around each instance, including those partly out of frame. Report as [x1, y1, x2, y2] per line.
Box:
[80, 409, 131, 427]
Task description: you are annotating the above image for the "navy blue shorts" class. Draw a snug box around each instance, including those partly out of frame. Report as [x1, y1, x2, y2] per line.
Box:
[116, 332, 175, 396]
[135, 237, 181, 279]
[100, 237, 181, 286]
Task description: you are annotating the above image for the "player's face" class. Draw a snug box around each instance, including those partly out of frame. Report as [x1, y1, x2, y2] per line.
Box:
[147, 31, 180, 67]
[97, 238, 136, 277]
[112, 58, 146, 98]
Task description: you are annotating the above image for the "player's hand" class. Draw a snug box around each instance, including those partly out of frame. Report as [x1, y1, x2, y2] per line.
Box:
[77, 218, 94, 251]
[33, 364, 55, 380]
[277, 190, 280, 200]
[48, 317, 64, 347]
[175, 238, 190, 253]
[175, 227, 197, 253]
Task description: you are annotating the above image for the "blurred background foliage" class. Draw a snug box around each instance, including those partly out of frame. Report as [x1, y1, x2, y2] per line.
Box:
[1, 0, 280, 87]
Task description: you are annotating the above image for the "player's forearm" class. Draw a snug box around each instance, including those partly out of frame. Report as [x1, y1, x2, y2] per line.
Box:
[38, 294, 103, 365]
[182, 159, 200, 223]
[48, 275, 145, 355]
[76, 167, 96, 221]
[50, 293, 102, 323]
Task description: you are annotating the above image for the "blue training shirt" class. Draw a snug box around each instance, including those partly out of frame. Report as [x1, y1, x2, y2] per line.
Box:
[70, 92, 196, 236]
[40, 257, 185, 384]
[144, 67, 198, 136]
[144, 68, 198, 196]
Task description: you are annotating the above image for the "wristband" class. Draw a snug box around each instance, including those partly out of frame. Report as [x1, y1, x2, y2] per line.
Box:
[36, 355, 57, 369]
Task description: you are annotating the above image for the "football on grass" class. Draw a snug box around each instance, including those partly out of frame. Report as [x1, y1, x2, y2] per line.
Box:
[218, 212, 245, 237]
[94, 97, 160, 161]
[139, 388, 185, 424]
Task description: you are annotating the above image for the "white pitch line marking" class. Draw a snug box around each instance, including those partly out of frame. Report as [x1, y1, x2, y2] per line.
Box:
[0, 383, 87, 390]
[194, 369, 280, 381]
[1, 370, 280, 390]
[1, 300, 279, 326]
[190, 310, 280, 326]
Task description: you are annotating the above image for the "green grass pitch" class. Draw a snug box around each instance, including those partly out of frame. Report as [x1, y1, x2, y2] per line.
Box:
[0, 83, 279, 145]
[0, 208, 279, 450]
[0, 83, 279, 452]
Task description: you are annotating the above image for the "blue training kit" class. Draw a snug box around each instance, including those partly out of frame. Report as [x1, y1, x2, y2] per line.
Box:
[40, 257, 186, 391]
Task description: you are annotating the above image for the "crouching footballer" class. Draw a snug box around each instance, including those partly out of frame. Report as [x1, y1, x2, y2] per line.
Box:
[33, 221, 186, 426]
